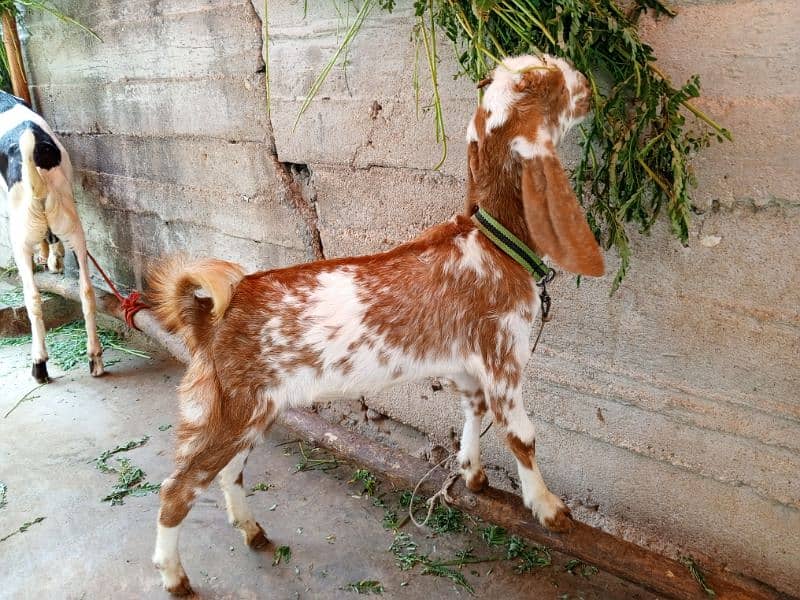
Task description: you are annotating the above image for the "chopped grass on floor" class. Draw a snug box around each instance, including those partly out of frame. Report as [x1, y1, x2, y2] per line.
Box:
[680, 555, 716, 597]
[381, 509, 400, 530]
[95, 436, 160, 505]
[0, 516, 45, 543]
[0, 320, 149, 369]
[272, 545, 292, 566]
[101, 458, 161, 505]
[250, 482, 272, 492]
[349, 468, 378, 496]
[95, 436, 150, 471]
[0, 481, 7, 509]
[388, 531, 480, 594]
[398, 489, 426, 513]
[0, 264, 18, 278]
[158, 423, 172, 431]
[0, 286, 50, 307]
[342, 579, 384, 594]
[482, 526, 551, 573]
[428, 505, 467, 534]
[564, 558, 599, 578]
[294, 442, 339, 472]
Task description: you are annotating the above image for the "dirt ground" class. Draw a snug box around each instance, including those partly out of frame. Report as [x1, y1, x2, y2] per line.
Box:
[0, 327, 664, 600]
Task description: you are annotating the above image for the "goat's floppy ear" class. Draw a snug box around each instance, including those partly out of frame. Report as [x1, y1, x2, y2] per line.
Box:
[521, 153, 604, 277]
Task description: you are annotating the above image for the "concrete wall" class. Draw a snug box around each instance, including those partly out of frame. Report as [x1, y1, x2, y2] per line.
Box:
[3, 0, 798, 593]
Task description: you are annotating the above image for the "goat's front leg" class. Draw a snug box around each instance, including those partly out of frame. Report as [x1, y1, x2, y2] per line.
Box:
[70, 233, 104, 376]
[13, 243, 49, 383]
[452, 374, 489, 492]
[489, 389, 572, 532]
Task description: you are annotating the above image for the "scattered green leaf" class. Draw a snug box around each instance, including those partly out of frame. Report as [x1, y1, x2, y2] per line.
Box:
[95, 436, 160, 505]
[0, 516, 45, 543]
[158, 424, 172, 431]
[680, 555, 716, 597]
[564, 558, 599, 578]
[294, 442, 339, 472]
[342, 579, 384, 594]
[272, 545, 292, 566]
[349, 468, 378, 496]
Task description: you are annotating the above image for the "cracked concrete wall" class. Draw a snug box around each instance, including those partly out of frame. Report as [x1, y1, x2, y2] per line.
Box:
[2, 0, 798, 594]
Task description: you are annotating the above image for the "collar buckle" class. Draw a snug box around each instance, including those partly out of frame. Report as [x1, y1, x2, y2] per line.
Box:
[537, 271, 554, 322]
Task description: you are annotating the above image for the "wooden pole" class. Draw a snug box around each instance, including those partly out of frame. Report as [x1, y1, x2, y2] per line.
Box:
[1, 9, 31, 104]
[30, 271, 788, 600]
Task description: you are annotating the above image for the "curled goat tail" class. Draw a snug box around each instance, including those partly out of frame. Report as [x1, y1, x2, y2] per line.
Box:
[148, 255, 245, 355]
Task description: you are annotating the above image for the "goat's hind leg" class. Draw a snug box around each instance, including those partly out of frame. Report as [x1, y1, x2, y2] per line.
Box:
[453, 374, 489, 492]
[46, 236, 64, 274]
[68, 229, 104, 376]
[154, 435, 245, 596]
[218, 448, 270, 549]
[13, 243, 49, 382]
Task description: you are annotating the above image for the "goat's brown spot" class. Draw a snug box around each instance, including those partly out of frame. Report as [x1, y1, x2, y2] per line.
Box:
[506, 432, 535, 470]
[165, 573, 194, 597]
[466, 469, 489, 493]
[542, 504, 573, 533]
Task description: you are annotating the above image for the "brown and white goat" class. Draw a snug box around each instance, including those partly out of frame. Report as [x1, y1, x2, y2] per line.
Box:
[0, 91, 103, 382]
[149, 54, 603, 595]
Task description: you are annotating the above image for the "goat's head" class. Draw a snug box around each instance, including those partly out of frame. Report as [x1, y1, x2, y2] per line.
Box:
[467, 54, 604, 277]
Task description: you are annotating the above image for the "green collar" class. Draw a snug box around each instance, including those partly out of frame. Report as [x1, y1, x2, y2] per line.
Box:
[471, 207, 553, 282]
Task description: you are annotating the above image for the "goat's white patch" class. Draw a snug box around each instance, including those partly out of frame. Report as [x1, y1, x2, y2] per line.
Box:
[264, 315, 287, 345]
[466, 116, 479, 143]
[302, 269, 367, 363]
[510, 135, 551, 159]
[483, 55, 550, 133]
[453, 229, 487, 277]
[180, 398, 206, 425]
[153, 523, 181, 567]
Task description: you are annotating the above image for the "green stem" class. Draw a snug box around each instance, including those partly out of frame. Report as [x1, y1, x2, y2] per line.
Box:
[649, 64, 731, 139]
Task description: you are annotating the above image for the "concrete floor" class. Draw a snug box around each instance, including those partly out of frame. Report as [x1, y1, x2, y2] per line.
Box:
[0, 331, 663, 600]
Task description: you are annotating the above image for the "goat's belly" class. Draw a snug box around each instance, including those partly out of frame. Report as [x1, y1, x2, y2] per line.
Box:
[269, 352, 465, 409]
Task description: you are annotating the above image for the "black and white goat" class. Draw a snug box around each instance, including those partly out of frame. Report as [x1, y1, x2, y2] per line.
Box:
[0, 91, 103, 382]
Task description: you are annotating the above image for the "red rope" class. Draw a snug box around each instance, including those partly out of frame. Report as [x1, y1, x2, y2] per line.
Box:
[87, 251, 148, 330]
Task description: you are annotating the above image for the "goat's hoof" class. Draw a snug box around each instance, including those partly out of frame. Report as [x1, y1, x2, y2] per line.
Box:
[31, 361, 50, 384]
[464, 468, 489, 493]
[89, 355, 105, 377]
[540, 501, 574, 533]
[246, 523, 271, 550]
[165, 575, 194, 597]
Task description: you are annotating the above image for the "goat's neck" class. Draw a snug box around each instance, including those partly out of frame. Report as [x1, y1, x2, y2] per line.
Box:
[474, 194, 537, 255]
